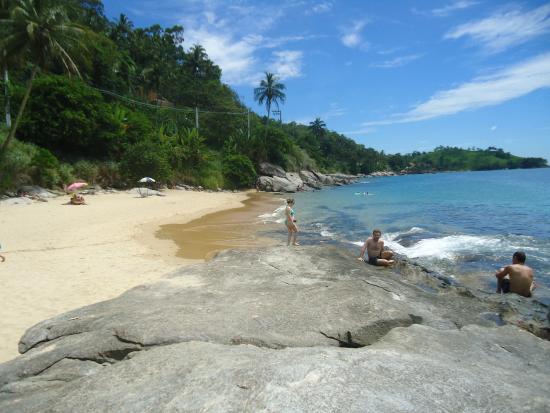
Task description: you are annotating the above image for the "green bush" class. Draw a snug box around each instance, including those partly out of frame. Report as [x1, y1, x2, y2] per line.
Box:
[30, 148, 60, 188]
[16, 74, 119, 157]
[97, 161, 122, 188]
[0, 136, 37, 191]
[58, 163, 75, 185]
[72, 160, 100, 184]
[222, 154, 256, 189]
[119, 140, 173, 184]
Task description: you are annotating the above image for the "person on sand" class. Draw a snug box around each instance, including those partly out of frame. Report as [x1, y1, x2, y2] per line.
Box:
[495, 251, 536, 297]
[0, 243, 4, 263]
[357, 229, 394, 266]
[70, 193, 86, 205]
[285, 198, 299, 246]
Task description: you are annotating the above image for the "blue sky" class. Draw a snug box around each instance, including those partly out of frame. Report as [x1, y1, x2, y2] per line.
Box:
[102, 0, 550, 160]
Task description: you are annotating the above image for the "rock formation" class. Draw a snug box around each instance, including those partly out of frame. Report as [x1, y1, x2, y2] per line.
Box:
[256, 163, 359, 193]
[1, 245, 549, 412]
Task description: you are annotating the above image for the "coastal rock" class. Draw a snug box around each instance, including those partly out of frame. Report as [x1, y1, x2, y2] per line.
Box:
[258, 176, 297, 192]
[2, 326, 549, 413]
[258, 162, 287, 178]
[285, 172, 304, 188]
[1, 245, 549, 412]
[0, 197, 33, 205]
[17, 186, 57, 198]
[299, 170, 322, 189]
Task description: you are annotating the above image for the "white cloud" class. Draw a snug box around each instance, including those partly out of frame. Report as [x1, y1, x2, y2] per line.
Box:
[181, 3, 315, 85]
[430, 1, 478, 17]
[185, 28, 259, 84]
[491, 125, 497, 131]
[269, 50, 303, 80]
[445, 3, 550, 53]
[363, 52, 550, 126]
[341, 20, 369, 49]
[370, 54, 423, 68]
[311, 1, 332, 14]
[341, 127, 376, 136]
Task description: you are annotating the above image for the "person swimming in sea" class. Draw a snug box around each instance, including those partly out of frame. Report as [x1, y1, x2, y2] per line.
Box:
[285, 198, 299, 246]
[357, 229, 394, 266]
[495, 251, 536, 297]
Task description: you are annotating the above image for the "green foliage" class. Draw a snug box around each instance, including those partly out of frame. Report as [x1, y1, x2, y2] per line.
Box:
[17, 74, 117, 157]
[119, 140, 172, 184]
[396, 146, 548, 172]
[223, 154, 256, 189]
[72, 160, 99, 183]
[0, 134, 37, 191]
[30, 147, 60, 188]
[96, 161, 122, 187]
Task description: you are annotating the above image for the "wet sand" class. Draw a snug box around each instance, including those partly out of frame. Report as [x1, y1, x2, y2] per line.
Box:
[157, 192, 284, 260]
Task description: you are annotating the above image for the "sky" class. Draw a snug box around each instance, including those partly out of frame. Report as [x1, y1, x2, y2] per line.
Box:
[102, 0, 550, 160]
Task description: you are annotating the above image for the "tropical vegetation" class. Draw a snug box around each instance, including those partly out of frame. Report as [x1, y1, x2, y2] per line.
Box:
[0, 0, 546, 192]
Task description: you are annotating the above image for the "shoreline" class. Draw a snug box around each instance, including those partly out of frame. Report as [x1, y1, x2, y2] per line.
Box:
[0, 189, 249, 363]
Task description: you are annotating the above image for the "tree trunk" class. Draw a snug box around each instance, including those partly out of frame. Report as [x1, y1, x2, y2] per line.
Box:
[0, 66, 38, 157]
[264, 101, 271, 140]
[3, 66, 10, 129]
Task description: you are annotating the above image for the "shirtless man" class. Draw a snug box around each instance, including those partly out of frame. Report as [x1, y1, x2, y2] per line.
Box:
[495, 251, 536, 297]
[357, 229, 394, 267]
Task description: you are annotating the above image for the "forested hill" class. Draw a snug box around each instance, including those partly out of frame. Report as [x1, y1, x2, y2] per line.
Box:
[387, 146, 547, 173]
[0, 1, 546, 191]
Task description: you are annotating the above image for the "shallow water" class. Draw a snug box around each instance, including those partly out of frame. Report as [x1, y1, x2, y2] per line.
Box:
[265, 169, 550, 304]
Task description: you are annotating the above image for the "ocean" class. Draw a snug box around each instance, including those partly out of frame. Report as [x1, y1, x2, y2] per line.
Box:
[262, 168, 550, 304]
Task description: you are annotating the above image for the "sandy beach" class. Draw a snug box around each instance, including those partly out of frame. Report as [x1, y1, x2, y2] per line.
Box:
[0, 189, 250, 363]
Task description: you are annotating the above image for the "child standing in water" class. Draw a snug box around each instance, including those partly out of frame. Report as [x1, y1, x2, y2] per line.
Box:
[285, 198, 299, 246]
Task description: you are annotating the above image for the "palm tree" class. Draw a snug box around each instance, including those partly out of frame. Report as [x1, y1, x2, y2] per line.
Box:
[254, 72, 285, 135]
[1, 0, 13, 129]
[0, 0, 88, 156]
[187, 44, 207, 78]
[308, 117, 326, 139]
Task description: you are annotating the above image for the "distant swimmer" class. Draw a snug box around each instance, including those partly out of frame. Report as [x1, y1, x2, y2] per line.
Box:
[357, 229, 395, 267]
[495, 251, 536, 297]
[354, 192, 370, 196]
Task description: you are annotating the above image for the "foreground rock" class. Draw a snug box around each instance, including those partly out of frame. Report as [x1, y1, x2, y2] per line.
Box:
[1, 246, 549, 412]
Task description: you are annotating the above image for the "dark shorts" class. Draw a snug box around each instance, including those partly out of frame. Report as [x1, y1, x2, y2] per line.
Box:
[502, 278, 510, 294]
[368, 256, 379, 265]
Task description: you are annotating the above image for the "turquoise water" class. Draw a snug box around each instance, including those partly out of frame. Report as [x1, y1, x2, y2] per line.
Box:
[272, 169, 550, 303]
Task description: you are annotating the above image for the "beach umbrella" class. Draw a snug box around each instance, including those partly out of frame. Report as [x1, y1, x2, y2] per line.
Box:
[138, 177, 155, 197]
[139, 177, 156, 183]
[67, 182, 88, 192]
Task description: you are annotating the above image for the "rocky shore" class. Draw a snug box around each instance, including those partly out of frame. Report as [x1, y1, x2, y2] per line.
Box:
[256, 162, 361, 192]
[1, 245, 549, 412]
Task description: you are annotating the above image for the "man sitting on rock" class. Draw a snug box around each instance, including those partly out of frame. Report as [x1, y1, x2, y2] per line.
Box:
[357, 229, 394, 266]
[495, 251, 536, 297]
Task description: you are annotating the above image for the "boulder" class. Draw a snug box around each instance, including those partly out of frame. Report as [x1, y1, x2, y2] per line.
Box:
[299, 170, 322, 189]
[271, 176, 297, 192]
[0, 197, 33, 206]
[0, 245, 549, 412]
[285, 172, 303, 188]
[258, 162, 286, 178]
[17, 186, 57, 198]
[314, 172, 335, 186]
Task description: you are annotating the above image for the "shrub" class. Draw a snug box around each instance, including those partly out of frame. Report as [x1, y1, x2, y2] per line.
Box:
[119, 140, 173, 184]
[58, 163, 75, 185]
[16, 74, 119, 158]
[30, 148, 60, 188]
[72, 160, 99, 184]
[0, 136, 37, 191]
[97, 161, 122, 188]
[222, 154, 256, 189]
